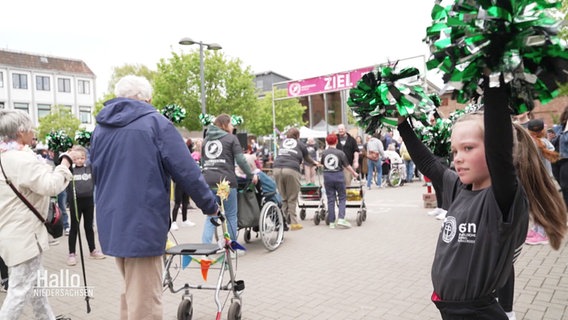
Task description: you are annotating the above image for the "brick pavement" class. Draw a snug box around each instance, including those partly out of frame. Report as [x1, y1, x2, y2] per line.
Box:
[1, 181, 567, 319]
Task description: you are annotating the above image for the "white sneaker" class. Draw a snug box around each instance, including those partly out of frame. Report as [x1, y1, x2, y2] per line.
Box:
[181, 220, 196, 227]
[427, 208, 442, 216]
[436, 210, 447, 220]
[170, 221, 179, 231]
[505, 311, 516, 320]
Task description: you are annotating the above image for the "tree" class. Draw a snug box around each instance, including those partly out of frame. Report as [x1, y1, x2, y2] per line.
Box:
[152, 50, 259, 131]
[37, 105, 81, 144]
[94, 64, 156, 116]
[245, 89, 306, 136]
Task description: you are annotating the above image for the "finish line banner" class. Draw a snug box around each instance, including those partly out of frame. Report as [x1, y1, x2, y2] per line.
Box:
[287, 66, 375, 97]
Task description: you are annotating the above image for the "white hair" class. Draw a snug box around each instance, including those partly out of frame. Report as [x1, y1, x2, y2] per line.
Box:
[114, 75, 153, 101]
[0, 110, 34, 142]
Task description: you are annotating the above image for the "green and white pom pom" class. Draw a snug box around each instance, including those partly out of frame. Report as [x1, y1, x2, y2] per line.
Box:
[199, 113, 215, 126]
[46, 130, 73, 153]
[75, 129, 92, 148]
[348, 64, 439, 134]
[160, 104, 187, 124]
[424, 0, 568, 113]
[231, 115, 244, 126]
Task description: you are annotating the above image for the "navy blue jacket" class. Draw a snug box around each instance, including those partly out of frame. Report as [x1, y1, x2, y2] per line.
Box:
[91, 97, 218, 257]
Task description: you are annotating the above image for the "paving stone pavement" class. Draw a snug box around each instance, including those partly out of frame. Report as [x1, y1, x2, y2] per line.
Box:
[1, 181, 567, 319]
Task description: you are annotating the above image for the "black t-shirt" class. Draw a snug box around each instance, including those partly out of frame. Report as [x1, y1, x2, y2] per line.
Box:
[321, 148, 349, 173]
[398, 84, 529, 301]
[273, 138, 314, 172]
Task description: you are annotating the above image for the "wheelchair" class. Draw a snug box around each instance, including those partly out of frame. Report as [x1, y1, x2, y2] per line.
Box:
[237, 179, 285, 251]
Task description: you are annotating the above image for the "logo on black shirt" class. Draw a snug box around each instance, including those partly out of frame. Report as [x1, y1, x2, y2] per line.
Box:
[282, 139, 297, 149]
[324, 154, 339, 170]
[205, 140, 223, 159]
[441, 216, 457, 243]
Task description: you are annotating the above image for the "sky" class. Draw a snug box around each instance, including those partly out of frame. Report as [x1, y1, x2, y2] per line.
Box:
[1, 0, 437, 99]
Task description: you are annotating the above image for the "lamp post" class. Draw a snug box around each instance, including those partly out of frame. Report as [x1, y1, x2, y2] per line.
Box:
[179, 37, 222, 116]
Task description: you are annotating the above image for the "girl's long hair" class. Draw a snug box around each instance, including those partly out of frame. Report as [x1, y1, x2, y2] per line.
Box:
[456, 113, 567, 249]
[513, 123, 567, 250]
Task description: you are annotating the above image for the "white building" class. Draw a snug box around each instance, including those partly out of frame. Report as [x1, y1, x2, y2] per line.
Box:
[0, 49, 96, 130]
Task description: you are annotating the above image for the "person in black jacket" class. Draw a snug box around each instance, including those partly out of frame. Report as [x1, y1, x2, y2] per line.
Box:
[335, 124, 359, 186]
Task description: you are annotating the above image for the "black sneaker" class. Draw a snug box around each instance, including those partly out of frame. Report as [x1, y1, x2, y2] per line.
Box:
[0, 278, 7, 292]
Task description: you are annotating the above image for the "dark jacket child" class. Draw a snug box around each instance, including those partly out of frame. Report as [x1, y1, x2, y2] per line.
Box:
[397, 83, 566, 319]
[66, 145, 105, 266]
[321, 134, 358, 229]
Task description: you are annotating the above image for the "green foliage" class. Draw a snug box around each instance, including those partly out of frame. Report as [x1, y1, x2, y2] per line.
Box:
[245, 89, 306, 136]
[37, 105, 81, 145]
[107, 64, 156, 93]
[152, 50, 259, 131]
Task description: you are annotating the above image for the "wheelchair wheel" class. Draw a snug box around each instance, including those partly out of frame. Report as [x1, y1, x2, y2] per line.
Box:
[177, 298, 193, 320]
[259, 201, 284, 251]
[314, 210, 321, 225]
[228, 300, 242, 320]
[300, 208, 306, 220]
[388, 170, 402, 187]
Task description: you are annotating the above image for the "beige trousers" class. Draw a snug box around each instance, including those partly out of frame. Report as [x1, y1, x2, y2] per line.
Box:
[115, 256, 163, 320]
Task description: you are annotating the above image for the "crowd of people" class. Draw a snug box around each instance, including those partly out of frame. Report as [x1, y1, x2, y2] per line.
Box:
[1, 74, 567, 320]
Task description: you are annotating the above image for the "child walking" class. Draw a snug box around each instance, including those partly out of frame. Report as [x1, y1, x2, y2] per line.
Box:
[321, 134, 358, 229]
[67, 145, 105, 266]
[398, 82, 566, 319]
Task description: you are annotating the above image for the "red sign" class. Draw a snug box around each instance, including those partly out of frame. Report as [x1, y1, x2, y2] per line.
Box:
[287, 66, 375, 97]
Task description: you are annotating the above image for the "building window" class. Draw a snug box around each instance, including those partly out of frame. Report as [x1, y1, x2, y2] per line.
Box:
[37, 104, 51, 119]
[57, 78, 71, 93]
[0, 102, 4, 109]
[36, 76, 50, 91]
[78, 80, 90, 94]
[12, 73, 28, 89]
[0, 72, 4, 88]
[14, 102, 29, 113]
[256, 79, 263, 89]
[79, 106, 92, 124]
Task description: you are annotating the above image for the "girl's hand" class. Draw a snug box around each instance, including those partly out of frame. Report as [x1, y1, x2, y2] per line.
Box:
[397, 116, 407, 125]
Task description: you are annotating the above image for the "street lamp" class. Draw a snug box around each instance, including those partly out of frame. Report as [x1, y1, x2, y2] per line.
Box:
[178, 37, 222, 116]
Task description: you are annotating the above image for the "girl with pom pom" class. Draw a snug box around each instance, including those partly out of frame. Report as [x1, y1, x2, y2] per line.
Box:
[397, 78, 566, 319]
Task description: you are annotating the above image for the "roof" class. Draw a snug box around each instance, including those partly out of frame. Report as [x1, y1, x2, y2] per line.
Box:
[254, 70, 291, 81]
[0, 49, 95, 76]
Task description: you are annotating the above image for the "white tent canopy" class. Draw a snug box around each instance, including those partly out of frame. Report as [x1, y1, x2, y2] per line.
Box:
[299, 126, 327, 139]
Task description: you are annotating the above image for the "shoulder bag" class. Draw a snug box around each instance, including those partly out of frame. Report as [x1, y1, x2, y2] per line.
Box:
[0, 155, 63, 238]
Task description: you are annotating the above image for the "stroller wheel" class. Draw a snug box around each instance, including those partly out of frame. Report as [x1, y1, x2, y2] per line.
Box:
[314, 211, 321, 225]
[228, 300, 242, 320]
[177, 298, 193, 320]
[300, 209, 306, 220]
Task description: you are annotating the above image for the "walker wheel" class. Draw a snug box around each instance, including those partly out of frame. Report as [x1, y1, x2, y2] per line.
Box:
[314, 211, 321, 225]
[244, 229, 252, 243]
[300, 209, 306, 220]
[325, 211, 330, 225]
[177, 298, 193, 320]
[356, 212, 363, 226]
[228, 300, 242, 320]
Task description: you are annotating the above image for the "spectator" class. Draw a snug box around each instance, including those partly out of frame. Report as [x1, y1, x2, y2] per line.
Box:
[90, 75, 219, 320]
[335, 124, 359, 186]
[0, 109, 73, 319]
[66, 145, 105, 266]
[366, 132, 386, 189]
[304, 137, 318, 185]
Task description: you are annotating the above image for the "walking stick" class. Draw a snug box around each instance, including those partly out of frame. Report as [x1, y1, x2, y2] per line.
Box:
[70, 178, 92, 313]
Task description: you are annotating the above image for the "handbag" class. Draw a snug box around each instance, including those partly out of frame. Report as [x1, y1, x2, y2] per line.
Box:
[0, 156, 64, 238]
[237, 183, 261, 229]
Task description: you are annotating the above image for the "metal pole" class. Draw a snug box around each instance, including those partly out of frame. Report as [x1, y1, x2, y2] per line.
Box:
[199, 42, 206, 115]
